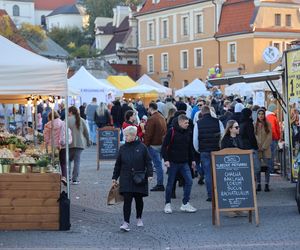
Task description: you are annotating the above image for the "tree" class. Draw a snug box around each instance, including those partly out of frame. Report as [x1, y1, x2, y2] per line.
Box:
[19, 23, 46, 49]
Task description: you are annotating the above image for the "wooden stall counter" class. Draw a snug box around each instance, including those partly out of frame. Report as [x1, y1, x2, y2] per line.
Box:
[0, 173, 61, 230]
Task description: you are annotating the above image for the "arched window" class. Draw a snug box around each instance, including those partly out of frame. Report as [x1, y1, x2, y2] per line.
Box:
[13, 5, 20, 17]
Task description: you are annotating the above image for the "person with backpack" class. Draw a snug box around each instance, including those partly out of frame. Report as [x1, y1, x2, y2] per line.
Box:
[161, 114, 197, 214]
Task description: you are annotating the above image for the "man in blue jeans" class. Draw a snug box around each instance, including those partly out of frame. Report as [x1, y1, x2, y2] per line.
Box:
[193, 105, 224, 201]
[162, 114, 197, 213]
[85, 97, 98, 144]
[144, 102, 167, 191]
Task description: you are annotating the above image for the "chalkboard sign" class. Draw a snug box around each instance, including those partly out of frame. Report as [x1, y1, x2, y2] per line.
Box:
[97, 127, 120, 170]
[211, 148, 259, 226]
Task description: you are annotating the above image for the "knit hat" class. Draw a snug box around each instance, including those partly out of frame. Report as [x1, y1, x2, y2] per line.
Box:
[267, 103, 276, 112]
[234, 103, 245, 113]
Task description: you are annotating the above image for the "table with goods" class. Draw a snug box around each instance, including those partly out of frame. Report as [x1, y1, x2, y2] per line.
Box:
[0, 131, 61, 230]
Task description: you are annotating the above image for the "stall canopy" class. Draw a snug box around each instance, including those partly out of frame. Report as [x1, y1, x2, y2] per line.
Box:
[137, 74, 172, 95]
[209, 71, 286, 112]
[0, 35, 67, 97]
[107, 76, 138, 90]
[98, 79, 123, 97]
[175, 79, 210, 97]
[124, 84, 160, 94]
[68, 66, 115, 104]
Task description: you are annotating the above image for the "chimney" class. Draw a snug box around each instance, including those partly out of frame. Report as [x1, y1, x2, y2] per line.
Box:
[114, 6, 131, 28]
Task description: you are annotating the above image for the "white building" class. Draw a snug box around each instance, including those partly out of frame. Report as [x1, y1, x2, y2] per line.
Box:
[46, 4, 88, 31]
[0, 0, 35, 27]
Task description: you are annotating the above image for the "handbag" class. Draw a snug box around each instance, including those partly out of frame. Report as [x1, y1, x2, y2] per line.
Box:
[107, 183, 124, 205]
[132, 170, 146, 185]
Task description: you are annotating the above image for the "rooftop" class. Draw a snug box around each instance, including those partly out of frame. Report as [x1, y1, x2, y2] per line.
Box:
[35, 0, 77, 10]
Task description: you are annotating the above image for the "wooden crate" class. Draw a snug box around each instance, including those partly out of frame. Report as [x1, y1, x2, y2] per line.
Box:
[0, 173, 61, 230]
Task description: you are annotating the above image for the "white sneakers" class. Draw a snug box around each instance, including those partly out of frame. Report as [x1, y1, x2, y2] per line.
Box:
[180, 203, 197, 213]
[164, 203, 173, 214]
[164, 202, 196, 213]
[120, 222, 130, 232]
[137, 218, 144, 227]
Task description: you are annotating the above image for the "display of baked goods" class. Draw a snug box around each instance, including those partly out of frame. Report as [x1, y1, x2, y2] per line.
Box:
[15, 154, 36, 164]
[25, 148, 45, 157]
[0, 148, 14, 158]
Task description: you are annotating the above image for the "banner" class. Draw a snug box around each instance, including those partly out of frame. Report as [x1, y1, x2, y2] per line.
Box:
[286, 49, 300, 181]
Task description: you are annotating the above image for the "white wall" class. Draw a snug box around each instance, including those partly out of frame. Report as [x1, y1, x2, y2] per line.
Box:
[46, 14, 85, 30]
[35, 10, 51, 26]
[0, 0, 35, 26]
[95, 35, 113, 51]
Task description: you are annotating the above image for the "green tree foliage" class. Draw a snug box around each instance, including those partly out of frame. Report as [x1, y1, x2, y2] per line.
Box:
[0, 15, 13, 38]
[19, 23, 46, 43]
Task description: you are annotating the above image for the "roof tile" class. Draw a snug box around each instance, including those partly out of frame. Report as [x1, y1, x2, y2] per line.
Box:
[35, 0, 77, 10]
[138, 0, 207, 15]
[216, 0, 255, 37]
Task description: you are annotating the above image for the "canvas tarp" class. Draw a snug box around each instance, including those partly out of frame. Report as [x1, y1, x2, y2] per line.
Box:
[137, 74, 172, 95]
[0, 35, 67, 99]
[175, 79, 210, 97]
[68, 66, 116, 104]
[107, 76, 138, 90]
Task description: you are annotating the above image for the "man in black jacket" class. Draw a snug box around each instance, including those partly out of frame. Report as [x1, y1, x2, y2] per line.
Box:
[162, 114, 197, 214]
[193, 105, 224, 201]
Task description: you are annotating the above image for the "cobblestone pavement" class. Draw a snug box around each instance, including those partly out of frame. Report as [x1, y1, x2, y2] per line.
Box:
[1, 147, 300, 250]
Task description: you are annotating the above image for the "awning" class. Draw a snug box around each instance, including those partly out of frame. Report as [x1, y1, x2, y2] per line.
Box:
[209, 71, 282, 86]
[209, 71, 285, 112]
[107, 76, 138, 90]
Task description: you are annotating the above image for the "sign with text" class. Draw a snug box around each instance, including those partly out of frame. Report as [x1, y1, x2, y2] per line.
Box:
[97, 127, 120, 170]
[211, 148, 259, 226]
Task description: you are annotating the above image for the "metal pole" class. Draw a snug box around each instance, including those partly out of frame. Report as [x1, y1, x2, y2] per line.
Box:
[65, 97, 70, 198]
[51, 102, 55, 167]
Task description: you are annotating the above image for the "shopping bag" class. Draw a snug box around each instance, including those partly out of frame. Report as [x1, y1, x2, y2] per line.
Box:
[107, 183, 124, 205]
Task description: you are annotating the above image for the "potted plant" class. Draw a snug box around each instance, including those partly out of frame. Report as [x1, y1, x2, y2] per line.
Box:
[6, 136, 19, 151]
[36, 156, 50, 173]
[0, 158, 13, 173]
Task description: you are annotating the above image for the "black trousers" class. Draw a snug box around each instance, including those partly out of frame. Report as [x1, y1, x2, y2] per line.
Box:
[123, 192, 144, 223]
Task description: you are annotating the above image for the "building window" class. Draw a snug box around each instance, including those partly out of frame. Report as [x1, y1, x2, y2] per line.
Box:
[180, 50, 188, 69]
[161, 53, 169, 72]
[41, 15, 46, 26]
[227, 42, 237, 63]
[194, 48, 203, 68]
[147, 22, 154, 41]
[147, 55, 154, 73]
[286, 43, 292, 50]
[286, 14, 291, 27]
[275, 14, 281, 26]
[272, 41, 282, 52]
[152, 0, 160, 3]
[162, 19, 168, 39]
[181, 16, 189, 36]
[13, 5, 20, 17]
[183, 80, 189, 87]
[195, 14, 203, 33]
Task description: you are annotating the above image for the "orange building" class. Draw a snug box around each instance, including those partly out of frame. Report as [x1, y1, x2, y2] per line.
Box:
[136, 0, 300, 91]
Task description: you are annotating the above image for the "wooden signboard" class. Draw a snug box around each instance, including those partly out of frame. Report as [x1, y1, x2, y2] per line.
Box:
[211, 148, 259, 226]
[97, 126, 120, 170]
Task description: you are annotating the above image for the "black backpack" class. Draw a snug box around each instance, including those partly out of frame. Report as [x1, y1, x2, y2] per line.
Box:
[57, 191, 71, 231]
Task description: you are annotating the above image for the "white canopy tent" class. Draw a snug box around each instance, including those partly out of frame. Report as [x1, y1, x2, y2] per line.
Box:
[68, 66, 116, 104]
[175, 79, 210, 97]
[0, 35, 67, 96]
[98, 79, 123, 97]
[123, 84, 160, 94]
[137, 74, 172, 95]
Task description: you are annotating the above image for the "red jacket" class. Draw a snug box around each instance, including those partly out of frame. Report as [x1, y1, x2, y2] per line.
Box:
[266, 112, 280, 140]
[122, 121, 144, 140]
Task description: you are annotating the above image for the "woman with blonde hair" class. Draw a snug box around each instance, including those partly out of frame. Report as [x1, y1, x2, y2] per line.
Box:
[94, 102, 111, 129]
[220, 120, 243, 149]
[112, 126, 153, 232]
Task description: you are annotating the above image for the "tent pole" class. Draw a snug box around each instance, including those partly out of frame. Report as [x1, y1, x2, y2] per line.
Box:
[65, 96, 70, 199]
[51, 101, 55, 167]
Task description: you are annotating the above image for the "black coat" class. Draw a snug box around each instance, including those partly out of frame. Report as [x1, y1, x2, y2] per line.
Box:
[239, 118, 258, 150]
[111, 104, 122, 127]
[94, 110, 111, 128]
[161, 119, 194, 163]
[112, 140, 153, 196]
[220, 134, 243, 149]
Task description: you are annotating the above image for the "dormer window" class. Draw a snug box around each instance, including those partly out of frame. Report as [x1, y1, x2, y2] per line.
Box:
[13, 5, 20, 17]
[152, 0, 160, 3]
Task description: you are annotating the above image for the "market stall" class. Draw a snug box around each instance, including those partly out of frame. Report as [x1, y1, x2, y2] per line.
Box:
[137, 74, 172, 96]
[175, 79, 210, 97]
[0, 35, 69, 230]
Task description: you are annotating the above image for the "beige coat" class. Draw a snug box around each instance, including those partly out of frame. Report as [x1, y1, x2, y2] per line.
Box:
[254, 121, 272, 159]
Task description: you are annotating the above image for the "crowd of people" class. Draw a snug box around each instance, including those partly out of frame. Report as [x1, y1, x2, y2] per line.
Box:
[105, 94, 282, 232]
[40, 93, 282, 232]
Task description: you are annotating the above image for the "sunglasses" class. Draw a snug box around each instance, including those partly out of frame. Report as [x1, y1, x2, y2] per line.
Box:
[233, 126, 240, 129]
